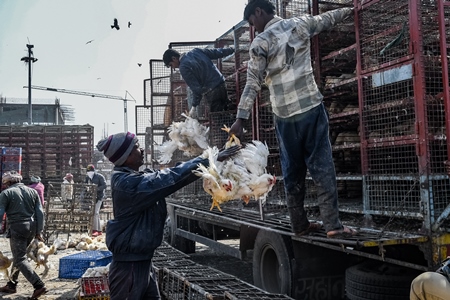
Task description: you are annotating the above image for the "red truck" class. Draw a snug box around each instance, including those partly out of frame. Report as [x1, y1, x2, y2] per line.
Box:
[138, 1, 450, 299]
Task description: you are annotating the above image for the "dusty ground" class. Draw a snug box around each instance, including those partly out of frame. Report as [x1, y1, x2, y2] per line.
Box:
[0, 234, 253, 300]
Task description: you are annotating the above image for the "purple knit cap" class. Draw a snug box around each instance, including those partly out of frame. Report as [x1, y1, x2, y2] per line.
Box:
[96, 132, 138, 166]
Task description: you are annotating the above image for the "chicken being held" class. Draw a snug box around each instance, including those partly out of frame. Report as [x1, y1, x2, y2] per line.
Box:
[238, 140, 276, 204]
[26, 239, 57, 277]
[157, 113, 210, 164]
[0, 251, 12, 281]
[194, 131, 276, 211]
[193, 147, 237, 211]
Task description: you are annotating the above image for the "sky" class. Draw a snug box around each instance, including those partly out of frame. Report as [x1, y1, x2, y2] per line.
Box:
[0, 0, 248, 143]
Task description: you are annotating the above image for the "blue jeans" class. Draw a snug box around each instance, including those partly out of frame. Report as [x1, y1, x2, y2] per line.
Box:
[109, 260, 160, 300]
[275, 103, 342, 232]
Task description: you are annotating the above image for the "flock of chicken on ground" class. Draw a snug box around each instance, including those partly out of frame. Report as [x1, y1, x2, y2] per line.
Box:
[157, 113, 277, 211]
[0, 234, 107, 281]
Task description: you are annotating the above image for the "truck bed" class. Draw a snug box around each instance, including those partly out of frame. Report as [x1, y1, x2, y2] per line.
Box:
[167, 198, 429, 271]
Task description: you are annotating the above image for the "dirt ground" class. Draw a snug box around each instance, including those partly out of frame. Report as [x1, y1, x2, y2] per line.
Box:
[0, 233, 253, 300]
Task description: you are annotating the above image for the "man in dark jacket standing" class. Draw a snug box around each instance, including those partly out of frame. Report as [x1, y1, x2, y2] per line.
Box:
[85, 164, 107, 237]
[0, 171, 47, 299]
[162, 47, 234, 118]
[96, 132, 239, 300]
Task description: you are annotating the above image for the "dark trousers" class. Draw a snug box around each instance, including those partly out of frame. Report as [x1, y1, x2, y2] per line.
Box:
[9, 221, 44, 289]
[275, 103, 342, 232]
[204, 82, 230, 112]
[109, 259, 160, 300]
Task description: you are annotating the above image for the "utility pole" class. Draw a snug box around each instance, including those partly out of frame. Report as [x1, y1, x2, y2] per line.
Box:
[21, 44, 38, 124]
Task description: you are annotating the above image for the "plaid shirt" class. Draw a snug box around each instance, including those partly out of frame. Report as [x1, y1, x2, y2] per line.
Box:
[237, 8, 353, 119]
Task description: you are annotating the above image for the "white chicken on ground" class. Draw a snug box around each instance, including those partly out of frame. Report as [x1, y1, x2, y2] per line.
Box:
[0, 250, 12, 281]
[157, 113, 210, 164]
[194, 128, 276, 211]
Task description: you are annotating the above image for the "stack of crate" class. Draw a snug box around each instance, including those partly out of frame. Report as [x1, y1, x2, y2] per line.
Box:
[0, 125, 94, 183]
[356, 0, 450, 224]
[0, 147, 23, 193]
[1, 147, 22, 174]
[44, 182, 97, 243]
[153, 242, 294, 300]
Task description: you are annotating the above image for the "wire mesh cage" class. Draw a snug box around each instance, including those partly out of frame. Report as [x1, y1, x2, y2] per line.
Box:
[355, 0, 450, 223]
[45, 182, 97, 243]
[357, 0, 411, 72]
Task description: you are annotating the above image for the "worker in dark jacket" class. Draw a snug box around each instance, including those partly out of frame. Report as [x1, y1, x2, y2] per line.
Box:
[85, 164, 107, 237]
[0, 171, 47, 299]
[96, 131, 239, 300]
[163, 47, 234, 118]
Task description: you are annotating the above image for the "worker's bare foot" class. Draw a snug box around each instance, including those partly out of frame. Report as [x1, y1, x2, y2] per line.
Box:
[327, 225, 358, 238]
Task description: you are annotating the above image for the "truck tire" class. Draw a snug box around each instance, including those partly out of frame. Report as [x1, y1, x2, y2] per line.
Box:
[345, 261, 421, 300]
[253, 230, 293, 295]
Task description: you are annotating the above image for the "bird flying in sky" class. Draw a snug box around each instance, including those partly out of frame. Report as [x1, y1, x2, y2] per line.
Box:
[111, 18, 120, 30]
[128, 21, 132, 28]
[85, 40, 94, 45]
[137, 63, 142, 67]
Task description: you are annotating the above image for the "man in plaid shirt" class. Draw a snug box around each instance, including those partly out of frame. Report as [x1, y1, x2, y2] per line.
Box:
[229, 0, 357, 238]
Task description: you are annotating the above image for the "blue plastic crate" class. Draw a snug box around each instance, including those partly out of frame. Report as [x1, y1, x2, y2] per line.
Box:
[2, 147, 22, 155]
[59, 250, 112, 279]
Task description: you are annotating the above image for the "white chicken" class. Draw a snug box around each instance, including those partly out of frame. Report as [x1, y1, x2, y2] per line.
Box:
[0, 251, 12, 281]
[194, 129, 276, 211]
[193, 146, 236, 211]
[26, 239, 58, 277]
[157, 113, 210, 164]
[238, 140, 276, 203]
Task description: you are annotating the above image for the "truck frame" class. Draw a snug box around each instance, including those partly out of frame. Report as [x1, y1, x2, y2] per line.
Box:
[139, 1, 450, 299]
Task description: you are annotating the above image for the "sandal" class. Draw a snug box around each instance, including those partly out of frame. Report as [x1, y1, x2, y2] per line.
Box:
[295, 222, 323, 236]
[327, 225, 358, 238]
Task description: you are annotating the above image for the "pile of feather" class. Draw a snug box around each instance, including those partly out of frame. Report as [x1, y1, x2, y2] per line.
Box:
[156, 113, 209, 164]
[194, 131, 276, 212]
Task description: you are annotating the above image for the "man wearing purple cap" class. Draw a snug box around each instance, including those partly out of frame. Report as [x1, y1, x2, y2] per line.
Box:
[96, 132, 240, 300]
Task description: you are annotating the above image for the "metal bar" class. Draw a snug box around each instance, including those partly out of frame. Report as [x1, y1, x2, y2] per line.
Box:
[292, 236, 429, 271]
[438, 1, 450, 162]
[432, 202, 450, 231]
[176, 228, 242, 259]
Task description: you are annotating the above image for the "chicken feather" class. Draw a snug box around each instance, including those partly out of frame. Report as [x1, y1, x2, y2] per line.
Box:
[157, 113, 210, 164]
[194, 140, 276, 211]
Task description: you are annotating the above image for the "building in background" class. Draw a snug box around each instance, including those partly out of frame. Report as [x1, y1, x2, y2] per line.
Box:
[0, 96, 74, 125]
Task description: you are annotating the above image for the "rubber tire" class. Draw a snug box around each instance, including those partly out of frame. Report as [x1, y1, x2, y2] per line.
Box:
[345, 261, 421, 300]
[253, 230, 293, 295]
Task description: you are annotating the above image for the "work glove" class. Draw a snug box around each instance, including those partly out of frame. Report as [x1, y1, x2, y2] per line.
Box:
[189, 106, 198, 119]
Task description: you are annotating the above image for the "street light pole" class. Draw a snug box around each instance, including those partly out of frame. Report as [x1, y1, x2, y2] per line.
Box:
[21, 44, 38, 124]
